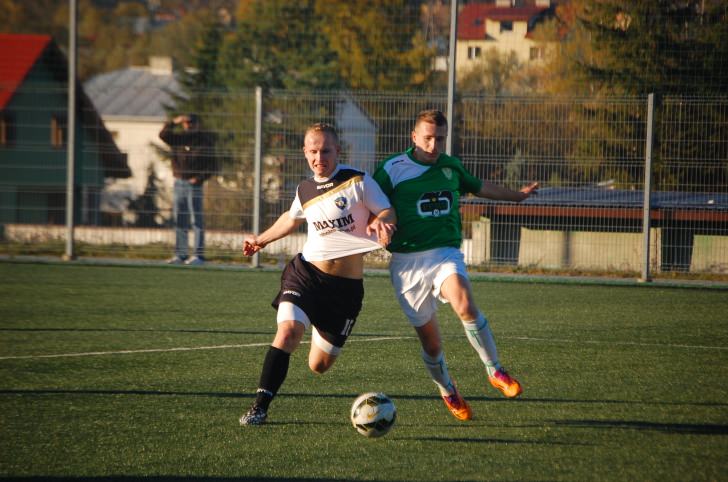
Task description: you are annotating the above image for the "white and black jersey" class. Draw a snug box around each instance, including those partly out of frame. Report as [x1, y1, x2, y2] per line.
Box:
[289, 164, 391, 261]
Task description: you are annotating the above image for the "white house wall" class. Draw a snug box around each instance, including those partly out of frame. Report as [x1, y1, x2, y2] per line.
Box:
[99, 117, 174, 222]
[335, 98, 377, 172]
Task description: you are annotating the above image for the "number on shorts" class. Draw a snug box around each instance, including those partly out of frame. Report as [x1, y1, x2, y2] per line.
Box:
[341, 318, 355, 336]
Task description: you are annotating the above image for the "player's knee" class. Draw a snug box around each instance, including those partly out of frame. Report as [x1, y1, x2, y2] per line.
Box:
[309, 358, 332, 374]
[273, 327, 302, 352]
[453, 303, 478, 322]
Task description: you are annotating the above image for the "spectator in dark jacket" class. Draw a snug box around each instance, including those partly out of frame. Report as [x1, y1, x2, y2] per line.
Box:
[159, 114, 216, 265]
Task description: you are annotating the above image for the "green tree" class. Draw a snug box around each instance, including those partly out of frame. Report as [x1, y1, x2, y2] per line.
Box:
[171, 18, 226, 113]
[215, 0, 356, 230]
[541, 0, 728, 95]
[220, 0, 343, 90]
[146, 8, 222, 70]
[0, 0, 62, 38]
[314, 0, 435, 91]
[530, 1, 728, 191]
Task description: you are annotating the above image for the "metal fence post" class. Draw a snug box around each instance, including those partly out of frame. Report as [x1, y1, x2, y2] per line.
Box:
[251, 86, 263, 268]
[446, 0, 458, 156]
[63, 0, 77, 261]
[640, 93, 656, 282]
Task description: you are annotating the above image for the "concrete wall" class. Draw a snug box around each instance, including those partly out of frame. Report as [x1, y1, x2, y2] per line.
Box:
[692, 235, 728, 273]
[470, 220, 727, 273]
[516, 228, 662, 272]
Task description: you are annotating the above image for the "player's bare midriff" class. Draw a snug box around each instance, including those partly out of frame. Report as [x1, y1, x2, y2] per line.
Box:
[310, 253, 364, 280]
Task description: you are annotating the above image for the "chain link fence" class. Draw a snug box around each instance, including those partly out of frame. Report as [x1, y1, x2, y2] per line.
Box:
[1, 86, 726, 276]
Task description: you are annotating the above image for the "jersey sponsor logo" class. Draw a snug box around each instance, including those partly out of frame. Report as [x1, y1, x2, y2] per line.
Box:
[334, 196, 348, 210]
[312, 213, 355, 231]
[282, 289, 301, 297]
[442, 167, 452, 180]
[417, 191, 453, 217]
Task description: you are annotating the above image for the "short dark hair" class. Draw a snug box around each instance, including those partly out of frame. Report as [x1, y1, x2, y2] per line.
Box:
[186, 113, 200, 125]
[415, 109, 447, 129]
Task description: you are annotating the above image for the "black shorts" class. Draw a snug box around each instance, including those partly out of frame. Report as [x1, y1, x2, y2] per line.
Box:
[272, 254, 364, 348]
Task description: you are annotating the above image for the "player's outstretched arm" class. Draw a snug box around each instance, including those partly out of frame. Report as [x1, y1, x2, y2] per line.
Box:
[477, 181, 539, 202]
[242, 213, 303, 256]
[366, 208, 397, 247]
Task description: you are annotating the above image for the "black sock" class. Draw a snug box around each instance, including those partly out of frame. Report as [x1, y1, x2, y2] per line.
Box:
[255, 346, 290, 410]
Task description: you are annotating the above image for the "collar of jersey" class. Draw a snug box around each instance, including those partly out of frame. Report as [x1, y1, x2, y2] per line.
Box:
[406, 146, 441, 167]
[313, 163, 341, 183]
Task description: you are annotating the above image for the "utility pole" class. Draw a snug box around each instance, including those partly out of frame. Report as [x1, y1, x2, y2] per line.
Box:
[446, 0, 458, 156]
[64, 0, 78, 261]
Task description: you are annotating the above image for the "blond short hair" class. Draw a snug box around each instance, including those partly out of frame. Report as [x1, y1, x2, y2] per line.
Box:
[304, 122, 340, 146]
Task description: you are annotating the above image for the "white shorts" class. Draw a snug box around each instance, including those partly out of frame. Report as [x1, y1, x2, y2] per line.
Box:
[389, 247, 468, 327]
[276, 301, 340, 356]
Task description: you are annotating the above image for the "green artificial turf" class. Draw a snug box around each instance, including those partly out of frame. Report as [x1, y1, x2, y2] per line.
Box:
[1, 261, 727, 481]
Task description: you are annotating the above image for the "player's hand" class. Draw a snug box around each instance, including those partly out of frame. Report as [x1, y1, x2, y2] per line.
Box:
[242, 237, 262, 256]
[519, 181, 539, 199]
[367, 219, 397, 247]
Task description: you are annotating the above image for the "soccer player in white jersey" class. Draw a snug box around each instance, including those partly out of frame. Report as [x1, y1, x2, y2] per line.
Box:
[239, 123, 396, 426]
[373, 109, 538, 421]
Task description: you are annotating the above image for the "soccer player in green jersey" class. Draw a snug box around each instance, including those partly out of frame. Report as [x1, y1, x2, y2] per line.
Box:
[373, 109, 538, 421]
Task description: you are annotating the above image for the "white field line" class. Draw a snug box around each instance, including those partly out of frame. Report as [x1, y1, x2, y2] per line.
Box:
[0, 336, 411, 360]
[504, 336, 728, 351]
[1, 335, 725, 361]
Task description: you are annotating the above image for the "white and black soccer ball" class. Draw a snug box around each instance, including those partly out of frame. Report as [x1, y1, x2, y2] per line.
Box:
[350, 392, 396, 438]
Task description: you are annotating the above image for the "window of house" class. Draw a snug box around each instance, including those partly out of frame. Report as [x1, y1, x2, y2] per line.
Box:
[47, 190, 66, 225]
[467, 46, 482, 59]
[51, 114, 66, 148]
[0, 113, 14, 146]
[500, 21, 513, 33]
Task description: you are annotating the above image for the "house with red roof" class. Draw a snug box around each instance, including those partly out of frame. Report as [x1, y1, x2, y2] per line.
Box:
[457, 0, 556, 71]
[0, 33, 129, 226]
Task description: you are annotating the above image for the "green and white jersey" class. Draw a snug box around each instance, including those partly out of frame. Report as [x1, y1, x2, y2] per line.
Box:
[373, 147, 482, 253]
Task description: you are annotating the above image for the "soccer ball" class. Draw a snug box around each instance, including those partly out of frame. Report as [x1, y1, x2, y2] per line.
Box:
[350, 392, 396, 438]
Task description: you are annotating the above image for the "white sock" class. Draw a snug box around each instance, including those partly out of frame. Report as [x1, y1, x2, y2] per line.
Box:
[421, 350, 455, 397]
[462, 312, 502, 376]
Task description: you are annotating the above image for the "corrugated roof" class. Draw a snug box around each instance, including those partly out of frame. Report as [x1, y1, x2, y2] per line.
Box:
[0, 33, 52, 109]
[84, 66, 182, 119]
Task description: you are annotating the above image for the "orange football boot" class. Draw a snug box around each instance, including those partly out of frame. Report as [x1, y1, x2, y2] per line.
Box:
[488, 368, 523, 398]
[442, 386, 472, 421]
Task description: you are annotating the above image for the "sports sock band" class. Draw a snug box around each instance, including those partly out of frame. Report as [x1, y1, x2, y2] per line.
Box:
[421, 350, 455, 396]
[462, 312, 501, 376]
